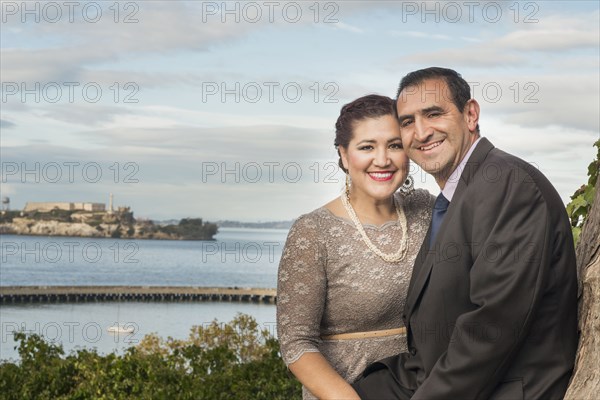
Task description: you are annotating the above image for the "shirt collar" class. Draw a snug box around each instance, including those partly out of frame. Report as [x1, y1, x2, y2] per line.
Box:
[441, 136, 482, 202]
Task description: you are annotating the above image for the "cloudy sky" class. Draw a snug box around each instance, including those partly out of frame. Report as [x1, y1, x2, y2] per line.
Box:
[1, 0, 598, 222]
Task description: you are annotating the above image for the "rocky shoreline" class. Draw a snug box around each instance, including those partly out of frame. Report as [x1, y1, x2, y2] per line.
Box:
[0, 217, 217, 240]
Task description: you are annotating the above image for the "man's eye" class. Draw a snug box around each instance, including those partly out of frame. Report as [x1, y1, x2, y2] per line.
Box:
[428, 112, 441, 118]
[400, 120, 413, 127]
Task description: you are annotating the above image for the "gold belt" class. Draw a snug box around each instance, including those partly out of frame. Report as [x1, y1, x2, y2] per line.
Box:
[321, 327, 406, 340]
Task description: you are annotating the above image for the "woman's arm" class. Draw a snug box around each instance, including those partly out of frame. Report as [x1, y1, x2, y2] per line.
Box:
[289, 352, 361, 399]
[277, 214, 360, 399]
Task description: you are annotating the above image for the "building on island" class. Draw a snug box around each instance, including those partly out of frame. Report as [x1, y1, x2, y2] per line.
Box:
[24, 202, 106, 212]
[22, 195, 132, 225]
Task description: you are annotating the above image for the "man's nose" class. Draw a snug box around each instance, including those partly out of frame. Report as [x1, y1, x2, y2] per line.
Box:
[414, 118, 433, 142]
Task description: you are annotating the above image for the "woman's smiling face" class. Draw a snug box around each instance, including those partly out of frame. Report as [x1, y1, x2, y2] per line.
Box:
[339, 114, 409, 202]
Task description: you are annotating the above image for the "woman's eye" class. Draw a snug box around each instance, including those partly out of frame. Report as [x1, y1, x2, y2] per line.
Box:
[390, 143, 403, 149]
[358, 145, 373, 151]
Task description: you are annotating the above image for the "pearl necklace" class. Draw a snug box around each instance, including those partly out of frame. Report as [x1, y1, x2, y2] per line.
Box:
[341, 192, 409, 263]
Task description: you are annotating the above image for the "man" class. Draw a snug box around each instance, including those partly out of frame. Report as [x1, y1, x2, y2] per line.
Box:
[352, 67, 578, 399]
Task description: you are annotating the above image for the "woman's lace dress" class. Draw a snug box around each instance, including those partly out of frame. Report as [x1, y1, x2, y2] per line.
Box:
[277, 189, 433, 399]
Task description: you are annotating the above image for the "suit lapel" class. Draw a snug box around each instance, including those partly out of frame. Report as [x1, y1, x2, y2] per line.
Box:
[404, 138, 495, 319]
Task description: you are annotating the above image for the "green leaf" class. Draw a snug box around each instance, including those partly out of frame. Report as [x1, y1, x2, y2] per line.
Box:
[572, 226, 582, 247]
[583, 184, 596, 205]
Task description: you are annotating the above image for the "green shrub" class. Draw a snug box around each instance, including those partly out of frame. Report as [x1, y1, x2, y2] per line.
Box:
[567, 139, 599, 245]
[0, 314, 300, 399]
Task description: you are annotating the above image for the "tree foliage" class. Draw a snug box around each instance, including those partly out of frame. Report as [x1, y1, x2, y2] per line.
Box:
[0, 314, 300, 399]
[567, 139, 599, 245]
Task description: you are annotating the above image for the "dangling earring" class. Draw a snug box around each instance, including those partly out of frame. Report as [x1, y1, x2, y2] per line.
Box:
[345, 174, 351, 199]
[400, 175, 414, 196]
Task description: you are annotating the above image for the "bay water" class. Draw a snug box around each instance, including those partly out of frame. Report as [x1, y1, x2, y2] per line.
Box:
[0, 228, 289, 361]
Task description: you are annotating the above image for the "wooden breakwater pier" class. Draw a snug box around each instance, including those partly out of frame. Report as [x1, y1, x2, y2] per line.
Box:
[0, 286, 277, 305]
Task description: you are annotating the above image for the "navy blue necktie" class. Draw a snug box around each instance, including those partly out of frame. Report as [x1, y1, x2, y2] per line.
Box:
[429, 193, 450, 248]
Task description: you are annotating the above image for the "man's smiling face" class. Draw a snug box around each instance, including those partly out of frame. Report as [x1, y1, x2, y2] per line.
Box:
[396, 78, 479, 188]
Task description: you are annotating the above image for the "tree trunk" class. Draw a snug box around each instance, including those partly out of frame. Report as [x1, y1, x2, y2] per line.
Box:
[564, 177, 600, 400]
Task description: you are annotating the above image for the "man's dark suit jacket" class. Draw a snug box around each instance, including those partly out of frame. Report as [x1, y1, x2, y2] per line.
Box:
[357, 138, 578, 399]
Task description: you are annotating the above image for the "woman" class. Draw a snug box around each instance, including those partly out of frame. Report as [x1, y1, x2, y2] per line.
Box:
[277, 94, 433, 399]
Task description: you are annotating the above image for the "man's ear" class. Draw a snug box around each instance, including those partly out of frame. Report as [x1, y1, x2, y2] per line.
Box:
[465, 99, 480, 133]
[339, 147, 349, 171]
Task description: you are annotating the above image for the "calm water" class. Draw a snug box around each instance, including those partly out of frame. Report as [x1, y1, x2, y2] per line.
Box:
[0, 228, 289, 361]
[0, 302, 277, 362]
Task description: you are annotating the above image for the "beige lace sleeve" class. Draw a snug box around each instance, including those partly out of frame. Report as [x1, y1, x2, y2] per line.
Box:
[276, 212, 326, 366]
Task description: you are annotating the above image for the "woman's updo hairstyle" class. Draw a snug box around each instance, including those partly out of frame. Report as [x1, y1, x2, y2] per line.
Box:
[334, 94, 397, 173]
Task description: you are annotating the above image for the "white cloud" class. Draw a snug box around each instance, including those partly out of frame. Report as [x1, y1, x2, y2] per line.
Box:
[472, 74, 600, 132]
[0, 2, 261, 84]
[36, 104, 132, 126]
[0, 119, 16, 129]
[460, 37, 483, 43]
[397, 10, 599, 67]
[399, 47, 526, 67]
[482, 117, 596, 203]
[334, 22, 364, 33]
[390, 30, 452, 40]
[0, 183, 16, 196]
[495, 29, 599, 51]
[1, 139, 345, 220]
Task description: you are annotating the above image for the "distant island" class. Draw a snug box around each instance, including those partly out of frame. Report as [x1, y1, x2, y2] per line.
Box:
[0, 198, 218, 240]
[215, 220, 294, 229]
[134, 219, 294, 230]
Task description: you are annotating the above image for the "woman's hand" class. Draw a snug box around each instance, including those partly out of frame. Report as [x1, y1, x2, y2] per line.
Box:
[289, 352, 361, 399]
